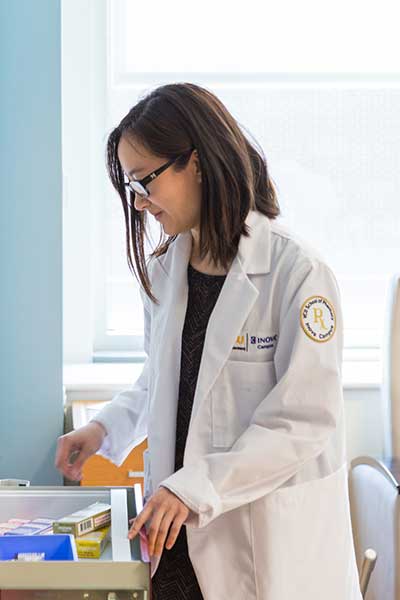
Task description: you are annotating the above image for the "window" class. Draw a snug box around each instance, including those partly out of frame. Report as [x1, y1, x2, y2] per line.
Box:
[91, 0, 400, 359]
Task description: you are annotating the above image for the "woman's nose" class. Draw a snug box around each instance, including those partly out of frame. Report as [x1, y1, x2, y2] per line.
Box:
[134, 195, 150, 212]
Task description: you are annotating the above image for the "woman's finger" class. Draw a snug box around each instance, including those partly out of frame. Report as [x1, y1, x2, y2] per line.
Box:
[146, 505, 170, 556]
[151, 510, 175, 557]
[128, 503, 152, 540]
[54, 437, 72, 471]
[165, 513, 186, 550]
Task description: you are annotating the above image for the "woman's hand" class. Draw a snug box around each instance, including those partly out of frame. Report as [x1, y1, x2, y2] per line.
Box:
[54, 421, 107, 480]
[128, 486, 190, 557]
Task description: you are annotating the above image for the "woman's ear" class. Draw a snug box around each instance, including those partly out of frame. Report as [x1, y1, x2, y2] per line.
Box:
[193, 149, 202, 183]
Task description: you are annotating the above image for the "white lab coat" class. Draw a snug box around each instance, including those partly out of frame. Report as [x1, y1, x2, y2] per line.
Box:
[93, 209, 363, 599]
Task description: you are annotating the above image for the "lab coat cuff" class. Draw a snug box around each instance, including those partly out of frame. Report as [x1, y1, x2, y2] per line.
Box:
[158, 468, 221, 529]
[89, 415, 136, 467]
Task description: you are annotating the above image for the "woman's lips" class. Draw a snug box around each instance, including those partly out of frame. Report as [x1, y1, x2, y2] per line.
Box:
[155, 211, 163, 220]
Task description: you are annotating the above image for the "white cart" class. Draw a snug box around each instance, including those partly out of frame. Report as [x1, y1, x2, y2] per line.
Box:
[0, 484, 150, 599]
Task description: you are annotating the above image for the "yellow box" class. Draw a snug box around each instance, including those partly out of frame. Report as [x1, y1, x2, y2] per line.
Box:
[75, 525, 111, 559]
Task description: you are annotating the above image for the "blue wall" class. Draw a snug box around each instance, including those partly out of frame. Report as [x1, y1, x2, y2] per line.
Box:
[0, 1, 63, 484]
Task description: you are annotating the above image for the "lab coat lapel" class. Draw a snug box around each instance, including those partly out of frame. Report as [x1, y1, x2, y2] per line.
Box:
[147, 231, 192, 494]
[148, 210, 272, 491]
[187, 258, 259, 431]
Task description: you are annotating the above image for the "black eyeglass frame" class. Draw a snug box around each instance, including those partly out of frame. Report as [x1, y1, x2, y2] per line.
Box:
[124, 147, 195, 199]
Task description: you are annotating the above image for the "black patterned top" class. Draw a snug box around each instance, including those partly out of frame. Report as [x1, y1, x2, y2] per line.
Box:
[151, 262, 227, 600]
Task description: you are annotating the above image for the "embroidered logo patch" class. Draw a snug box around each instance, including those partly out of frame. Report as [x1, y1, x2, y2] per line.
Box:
[300, 295, 336, 343]
[232, 333, 278, 352]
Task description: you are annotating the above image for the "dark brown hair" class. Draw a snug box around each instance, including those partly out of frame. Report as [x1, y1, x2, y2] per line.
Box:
[106, 82, 280, 305]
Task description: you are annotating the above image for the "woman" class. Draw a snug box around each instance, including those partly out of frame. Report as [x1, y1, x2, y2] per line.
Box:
[55, 82, 362, 599]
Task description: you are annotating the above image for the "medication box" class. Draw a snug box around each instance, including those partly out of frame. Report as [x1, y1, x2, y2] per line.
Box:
[52, 502, 111, 537]
[75, 524, 111, 559]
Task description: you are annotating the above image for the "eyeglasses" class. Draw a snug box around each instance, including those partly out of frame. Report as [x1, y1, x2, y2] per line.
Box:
[124, 148, 195, 199]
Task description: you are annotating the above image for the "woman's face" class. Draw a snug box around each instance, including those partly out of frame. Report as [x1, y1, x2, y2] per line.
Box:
[117, 134, 202, 237]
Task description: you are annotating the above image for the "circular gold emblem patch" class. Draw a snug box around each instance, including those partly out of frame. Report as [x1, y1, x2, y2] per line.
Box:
[300, 295, 336, 343]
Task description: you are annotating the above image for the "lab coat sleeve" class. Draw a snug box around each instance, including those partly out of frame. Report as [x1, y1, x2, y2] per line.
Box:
[159, 257, 344, 528]
[89, 283, 151, 467]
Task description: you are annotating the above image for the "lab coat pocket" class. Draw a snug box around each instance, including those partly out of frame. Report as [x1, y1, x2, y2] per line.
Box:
[211, 359, 277, 448]
[143, 448, 152, 502]
[249, 463, 361, 599]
